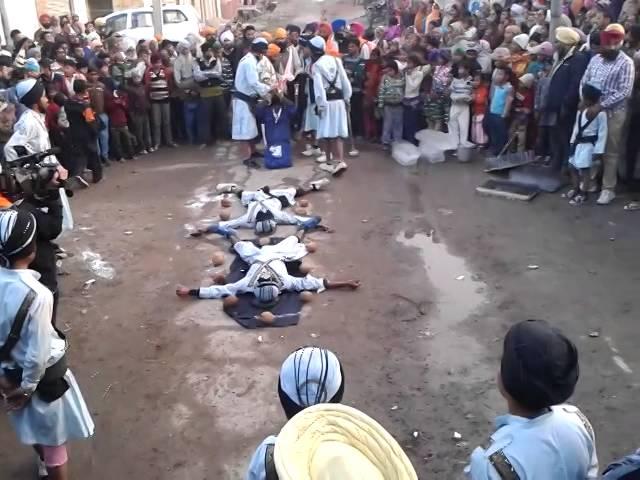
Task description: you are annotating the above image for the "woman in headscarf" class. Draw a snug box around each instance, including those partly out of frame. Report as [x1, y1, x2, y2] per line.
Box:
[245, 347, 345, 480]
[465, 319, 598, 480]
[0, 208, 94, 480]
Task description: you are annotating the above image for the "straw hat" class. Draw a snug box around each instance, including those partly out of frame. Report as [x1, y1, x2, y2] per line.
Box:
[274, 403, 418, 480]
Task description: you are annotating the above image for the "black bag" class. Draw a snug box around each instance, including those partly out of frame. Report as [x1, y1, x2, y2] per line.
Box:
[324, 58, 343, 101]
[0, 290, 69, 403]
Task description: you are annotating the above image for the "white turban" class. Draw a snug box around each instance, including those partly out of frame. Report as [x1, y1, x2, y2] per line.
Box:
[220, 30, 234, 43]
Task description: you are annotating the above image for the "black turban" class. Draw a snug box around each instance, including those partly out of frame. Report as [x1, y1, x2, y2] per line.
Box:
[501, 319, 579, 411]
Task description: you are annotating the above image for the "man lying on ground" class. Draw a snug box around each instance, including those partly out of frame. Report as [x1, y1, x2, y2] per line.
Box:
[191, 180, 330, 237]
[176, 229, 359, 305]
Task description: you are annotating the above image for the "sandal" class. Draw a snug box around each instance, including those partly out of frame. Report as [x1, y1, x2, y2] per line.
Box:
[562, 189, 577, 199]
[624, 201, 640, 211]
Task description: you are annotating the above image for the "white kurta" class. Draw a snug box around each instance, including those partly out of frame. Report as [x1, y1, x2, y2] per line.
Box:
[4, 109, 55, 165]
[246, 435, 278, 480]
[0, 269, 94, 446]
[219, 188, 310, 230]
[312, 55, 352, 139]
[568, 111, 608, 170]
[232, 53, 271, 141]
[198, 236, 324, 299]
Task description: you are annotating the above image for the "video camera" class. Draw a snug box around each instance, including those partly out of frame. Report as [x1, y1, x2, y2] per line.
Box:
[0, 146, 68, 200]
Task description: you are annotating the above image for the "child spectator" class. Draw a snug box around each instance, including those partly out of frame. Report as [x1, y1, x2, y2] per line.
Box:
[449, 60, 474, 148]
[254, 93, 297, 168]
[125, 71, 152, 154]
[534, 62, 553, 162]
[425, 49, 452, 132]
[471, 72, 490, 146]
[510, 73, 535, 152]
[526, 41, 553, 76]
[65, 79, 102, 184]
[377, 58, 405, 148]
[403, 53, 430, 144]
[485, 66, 513, 154]
[194, 41, 231, 146]
[363, 48, 383, 141]
[45, 92, 70, 170]
[145, 53, 176, 149]
[342, 38, 366, 138]
[105, 87, 135, 161]
[86, 66, 109, 166]
[110, 51, 130, 89]
[566, 84, 607, 205]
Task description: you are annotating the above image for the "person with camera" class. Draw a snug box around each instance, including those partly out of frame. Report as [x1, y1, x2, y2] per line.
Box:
[0, 209, 94, 480]
[4, 79, 68, 326]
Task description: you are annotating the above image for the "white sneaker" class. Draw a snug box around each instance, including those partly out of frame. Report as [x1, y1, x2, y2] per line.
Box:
[597, 189, 616, 205]
[310, 178, 330, 190]
[302, 145, 322, 157]
[331, 161, 348, 176]
[315, 153, 328, 163]
[318, 162, 336, 173]
[216, 183, 239, 194]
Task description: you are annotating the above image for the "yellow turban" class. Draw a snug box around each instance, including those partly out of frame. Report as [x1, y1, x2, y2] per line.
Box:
[555, 26, 580, 45]
[260, 31, 273, 42]
[274, 27, 287, 40]
[274, 404, 418, 480]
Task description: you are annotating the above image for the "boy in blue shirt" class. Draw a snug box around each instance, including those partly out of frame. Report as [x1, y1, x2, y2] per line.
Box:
[485, 66, 513, 155]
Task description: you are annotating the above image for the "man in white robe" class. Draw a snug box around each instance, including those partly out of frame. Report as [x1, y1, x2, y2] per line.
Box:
[232, 38, 273, 168]
[309, 36, 352, 176]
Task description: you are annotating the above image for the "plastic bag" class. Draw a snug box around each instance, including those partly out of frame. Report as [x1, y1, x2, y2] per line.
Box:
[391, 141, 420, 166]
[59, 188, 74, 231]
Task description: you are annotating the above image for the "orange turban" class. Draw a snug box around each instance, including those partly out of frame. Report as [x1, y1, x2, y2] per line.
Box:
[267, 43, 281, 58]
[261, 31, 273, 42]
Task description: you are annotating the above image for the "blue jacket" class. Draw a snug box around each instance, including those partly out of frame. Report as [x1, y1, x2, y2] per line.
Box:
[546, 50, 590, 117]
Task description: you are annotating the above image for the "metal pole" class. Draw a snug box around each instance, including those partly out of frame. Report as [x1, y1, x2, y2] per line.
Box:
[152, 0, 163, 37]
[549, 0, 561, 42]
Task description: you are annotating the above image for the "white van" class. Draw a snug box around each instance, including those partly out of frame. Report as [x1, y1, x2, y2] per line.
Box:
[103, 5, 202, 43]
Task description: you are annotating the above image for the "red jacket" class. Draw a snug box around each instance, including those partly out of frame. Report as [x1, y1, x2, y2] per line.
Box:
[105, 90, 129, 127]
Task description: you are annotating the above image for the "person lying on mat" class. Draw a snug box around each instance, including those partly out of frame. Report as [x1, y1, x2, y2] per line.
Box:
[246, 346, 345, 480]
[190, 180, 331, 237]
[176, 230, 359, 305]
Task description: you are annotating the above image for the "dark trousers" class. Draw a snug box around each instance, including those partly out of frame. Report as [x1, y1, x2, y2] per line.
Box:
[402, 99, 423, 145]
[349, 92, 364, 138]
[70, 140, 102, 182]
[549, 112, 574, 172]
[184, 100, 199, 144]
[170, 97, 185, 142]
[110, 125, 134, 159]
[485, 113, 508, 155]
[198, 95, 227, 144]
[130, 111, 152, 152]
[535, 125, 552, 157]
[625, 112, 640, 186]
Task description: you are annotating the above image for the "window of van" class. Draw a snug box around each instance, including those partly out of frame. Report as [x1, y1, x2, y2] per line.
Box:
[132, 12, 153, 29]
[163, 10, 188, 24]
[106, 13, 127, 33]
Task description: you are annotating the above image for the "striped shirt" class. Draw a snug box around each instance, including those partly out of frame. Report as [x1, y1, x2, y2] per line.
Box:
[581, 52, 635, 112]
[148, 69, 170, 103]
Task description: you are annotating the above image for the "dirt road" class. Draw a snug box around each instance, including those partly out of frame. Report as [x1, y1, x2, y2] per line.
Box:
[1, 139, 639, 479]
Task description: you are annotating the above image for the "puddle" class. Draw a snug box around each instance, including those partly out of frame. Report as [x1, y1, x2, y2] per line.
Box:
[147, 163, 209, 172]
[396, 231, 490, 383]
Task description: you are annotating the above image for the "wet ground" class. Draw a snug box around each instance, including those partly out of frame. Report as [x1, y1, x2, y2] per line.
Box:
[1, 138, 639, 479]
